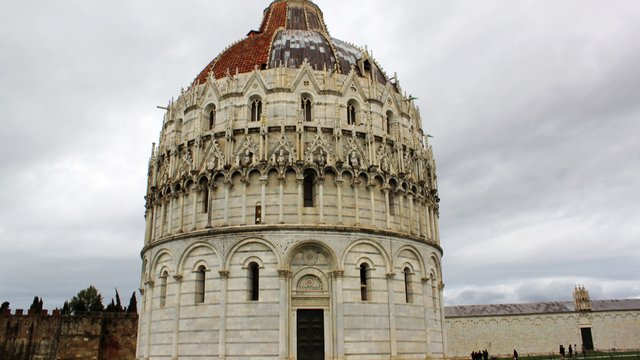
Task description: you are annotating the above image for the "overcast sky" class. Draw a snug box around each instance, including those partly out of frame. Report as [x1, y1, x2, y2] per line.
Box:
[1, 0, 639, 311]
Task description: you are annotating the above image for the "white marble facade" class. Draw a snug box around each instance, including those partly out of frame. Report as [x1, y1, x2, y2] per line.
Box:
[137, 1, 444, 359]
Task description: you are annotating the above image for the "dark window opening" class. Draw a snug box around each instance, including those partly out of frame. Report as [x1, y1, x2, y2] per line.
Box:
[209, 108, 216, 130]
[363, 60, 372, 72]
[386, 111, 393, 135]
[201, 185, 209, 214]
[160, 271, 168, 308]
[249, 262, 260, 301]
[255, 203, 262, 224]
[389, 192, 396, 216]
[347, 103, 356, 125]
[302, 97, 312, 122]
[303, 172, 315, 207]
[360, 263, 370, 301]
[251, 99, 262, 122]
[195, 265, 206, 304]
[404, 267, 413, 303]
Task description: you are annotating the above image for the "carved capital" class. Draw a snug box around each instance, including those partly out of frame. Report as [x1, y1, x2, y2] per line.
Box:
[173, 274, 183, 282]
[218, 270, 230, 279]
[421, 277, 430, 283]
[278, 269, 293, 279]
[144, 280, 155, 288]
[386, 272, 396, 279]
[332, 270, 345, 278]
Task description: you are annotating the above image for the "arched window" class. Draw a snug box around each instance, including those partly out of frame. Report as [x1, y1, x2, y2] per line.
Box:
[195, 265, 206, 304]
[250, 98, 262, 122]
[386, 111, 393, 135]
[199, 179, 209, 214]
[255, 202, 262, 224]
[248, 262, 260, 301]
[209, 107, 216, 130]
[301, 96, 312, 122]
[303, 171, 315, 207]
[389, 192, 396, 216]
[431, 274, 438, 312]
[347, 101, 357, 125]
[360, 263, 371, 301]
[159, 270, 169, 307]
[403, 267, 413, 303]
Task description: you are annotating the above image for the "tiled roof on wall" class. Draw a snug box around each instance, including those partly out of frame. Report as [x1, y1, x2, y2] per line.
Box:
[445, 299, 640, 318]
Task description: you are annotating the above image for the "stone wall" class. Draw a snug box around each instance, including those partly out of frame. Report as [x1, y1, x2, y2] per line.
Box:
[445, 310, 640, 358]
[0, 310, 137, 360]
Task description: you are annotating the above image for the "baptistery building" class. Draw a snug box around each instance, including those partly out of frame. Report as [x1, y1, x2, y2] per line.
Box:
[137, 1, 445, 359]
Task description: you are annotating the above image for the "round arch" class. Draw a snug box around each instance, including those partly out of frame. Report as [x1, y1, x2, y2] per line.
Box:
[176, 241, 222, 274]
[224, 237, 282, 269]
[340, 238, 391, 273]
[392, 244, 427, 277]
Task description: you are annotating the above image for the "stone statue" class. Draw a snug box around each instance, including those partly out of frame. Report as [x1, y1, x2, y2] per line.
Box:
[349, 150, 359, 168]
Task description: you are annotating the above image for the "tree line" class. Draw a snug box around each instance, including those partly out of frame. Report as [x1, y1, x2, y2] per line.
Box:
[0, 286, 137, 315]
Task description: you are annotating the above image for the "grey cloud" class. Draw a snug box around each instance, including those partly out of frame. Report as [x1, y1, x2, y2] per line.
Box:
[1, 0, 639, 309]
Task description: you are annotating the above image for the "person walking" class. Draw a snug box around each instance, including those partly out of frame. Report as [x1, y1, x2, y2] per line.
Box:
[569, 345, 573, 358]
[513, 349, 519, 360]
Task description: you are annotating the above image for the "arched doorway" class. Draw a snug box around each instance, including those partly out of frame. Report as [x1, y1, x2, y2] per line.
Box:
[287, 243, 337, 360]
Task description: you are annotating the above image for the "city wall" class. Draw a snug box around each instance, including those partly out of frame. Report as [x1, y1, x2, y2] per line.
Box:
[445, 310, 640, 358]
[0, 310, 137, 360]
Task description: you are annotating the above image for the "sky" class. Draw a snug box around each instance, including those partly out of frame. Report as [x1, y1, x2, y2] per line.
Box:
[1, 0, 639, 311]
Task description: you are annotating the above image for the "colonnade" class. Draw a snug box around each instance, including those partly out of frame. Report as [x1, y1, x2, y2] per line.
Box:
[144, 175, 440, 246]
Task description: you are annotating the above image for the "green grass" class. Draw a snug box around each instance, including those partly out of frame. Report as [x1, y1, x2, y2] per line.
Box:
[493, 351, 640, 360]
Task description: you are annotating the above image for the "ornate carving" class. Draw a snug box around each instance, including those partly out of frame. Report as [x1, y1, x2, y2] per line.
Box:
[302, 250, 319, 266]
[297, 275, 323, 291]
[235, 135, 258, 168]
[278, 269, 293, 279]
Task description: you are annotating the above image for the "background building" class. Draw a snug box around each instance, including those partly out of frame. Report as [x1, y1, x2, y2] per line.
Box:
[137, 1, 445, 359]
[445, 287, 640, 357]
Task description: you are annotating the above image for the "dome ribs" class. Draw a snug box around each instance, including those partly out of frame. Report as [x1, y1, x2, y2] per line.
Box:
[287, 5, 308, 30]
[193, 0, 388, 84]
[304, 6, 322, 31]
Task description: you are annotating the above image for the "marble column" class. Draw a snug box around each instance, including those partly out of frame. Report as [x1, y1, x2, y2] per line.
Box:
[435, 211, 441, 245]
[383, 187, 391, 230]
[386, 272, 398, 358]
[206, 185, 214, 229]
[159, 201, 166, 238]
[242, 181, 248, 225]
[425, 205, 432, 241]
[333, 270, 345, 360]
[318, 176, 325, 224]
[398, 192, 405, 232]
[178, 191, 185, 233]
[368, 183, 376, 227]
[335, 178, 343, 225]
[224, 181, 231, 226]
[144, 280, 155, 360]
[421, 277, 432, 356]
[190, 186, 198, 231]
[297, 177, 304, 224]
[408, 194, 415, 235]
[353, 179, 360, 225]
[171, 275, 183, 359]
[278, 270, 292, 360]
[218, 270, 229, 360]
[260, 176, 268, 224]
[278, 177, 285, 224]
[167, 195, 174, 235]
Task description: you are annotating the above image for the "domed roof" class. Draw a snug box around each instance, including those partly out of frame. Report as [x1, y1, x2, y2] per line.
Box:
[194, 0, 388, 84]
